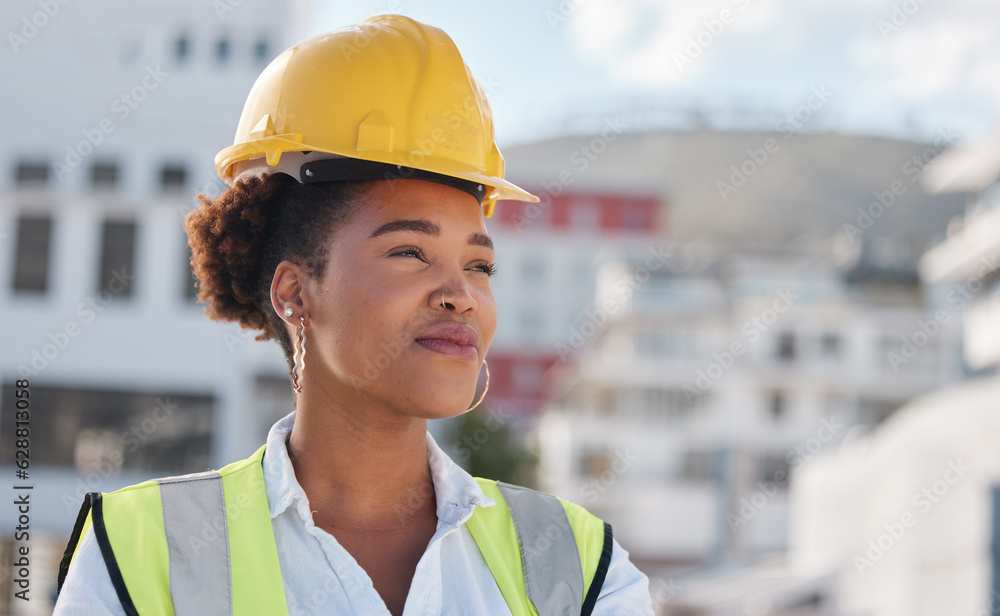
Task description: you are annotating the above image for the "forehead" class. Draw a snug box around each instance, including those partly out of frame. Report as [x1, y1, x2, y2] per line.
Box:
[355, 178, 489, 232]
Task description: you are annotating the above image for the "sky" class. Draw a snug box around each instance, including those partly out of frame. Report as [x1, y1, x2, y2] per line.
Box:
[313, 0, 1000, 148]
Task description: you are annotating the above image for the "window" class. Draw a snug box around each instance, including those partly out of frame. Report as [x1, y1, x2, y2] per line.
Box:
[174, 35, 190, 64]
[519, 199, 552, 230]
[878, 335, 937, 372]
[183, 237, 198, 300]
[512, 362, 542, 395]
[858, 398, 899, 426]
[91, 162, 119, 189]
[99, 220, 136, 296]
[757, 453, 790, 485]
[681, 449, 714, 481]
[15, 161, 49, 186]
[777, 331, 796, 361]
[768, 391, 787, 421]
[253, 38, 270, 63]
[568, 198, 600, 230]
[626, 387, 700, 424]
[820, 332, 841, 357]
[0, 383, 213, 473]
[253, 375, 295, 442]
[634, 330, 695, 359]
[215, 37, 230, 64]
[621, 205, 649, 231]
[160, 164, 187, 192]
[12, 215, 52, 292]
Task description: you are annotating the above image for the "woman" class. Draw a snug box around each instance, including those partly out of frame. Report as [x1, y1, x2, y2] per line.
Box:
[54, 14, 654, 615]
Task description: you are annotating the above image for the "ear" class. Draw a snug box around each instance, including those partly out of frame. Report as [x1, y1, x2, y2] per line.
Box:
[270, 260, 310, 321]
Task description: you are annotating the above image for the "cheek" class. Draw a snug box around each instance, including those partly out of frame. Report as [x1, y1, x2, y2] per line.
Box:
[339, 275, 422, 355]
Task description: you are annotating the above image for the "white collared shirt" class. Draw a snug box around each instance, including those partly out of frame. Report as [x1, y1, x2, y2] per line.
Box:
[55, 411, 654, 615]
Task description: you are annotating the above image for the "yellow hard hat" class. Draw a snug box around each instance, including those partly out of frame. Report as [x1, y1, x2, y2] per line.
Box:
[214, 14, 538, 217]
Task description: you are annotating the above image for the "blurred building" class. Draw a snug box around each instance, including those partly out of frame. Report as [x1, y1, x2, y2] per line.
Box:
[788, 126, 1000, 616]
[536, 244, 964, 569]
[0, 1, 300, 610]
[516, 127, 970, 577]
[485, 191, 662, 414]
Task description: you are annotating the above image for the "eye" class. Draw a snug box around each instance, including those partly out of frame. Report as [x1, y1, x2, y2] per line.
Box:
[390, 246, 425, 260]
[471, 261, 498, 277]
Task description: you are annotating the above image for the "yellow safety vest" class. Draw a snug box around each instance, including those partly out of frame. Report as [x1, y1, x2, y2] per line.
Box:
[56, 444, 614, 616]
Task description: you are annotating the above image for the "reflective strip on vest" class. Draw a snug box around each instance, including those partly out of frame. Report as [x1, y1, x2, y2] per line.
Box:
[154, 475, 584, 616]
[159, 471, 232, 616]
[497, 481, 584, 616]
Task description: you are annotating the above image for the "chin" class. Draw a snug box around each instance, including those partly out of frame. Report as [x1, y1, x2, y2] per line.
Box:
[403, 365, 481, 413]
[402, 381, 479, 420]
[413, 393, 479, 420]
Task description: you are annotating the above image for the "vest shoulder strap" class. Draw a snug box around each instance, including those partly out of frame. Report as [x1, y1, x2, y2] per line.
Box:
[56, 445, 286, 616]
[468, 478, 613, 616]
[56, 491, 143, 616]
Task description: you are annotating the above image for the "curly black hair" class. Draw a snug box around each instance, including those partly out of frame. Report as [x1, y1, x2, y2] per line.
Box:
[184, 173, 372, 377]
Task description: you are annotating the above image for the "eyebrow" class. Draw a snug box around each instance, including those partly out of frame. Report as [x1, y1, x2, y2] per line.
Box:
[368, 219, 494, 251]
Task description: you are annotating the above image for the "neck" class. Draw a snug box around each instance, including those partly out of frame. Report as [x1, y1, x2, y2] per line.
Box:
[286, 384, 436, 532]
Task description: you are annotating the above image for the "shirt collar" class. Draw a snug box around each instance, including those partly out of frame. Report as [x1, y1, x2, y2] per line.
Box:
[261, 410, 496, 527]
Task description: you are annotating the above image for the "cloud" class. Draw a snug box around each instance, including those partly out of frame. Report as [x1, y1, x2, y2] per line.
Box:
[566, 0, 783, 86]
[564, 0, 1000, 132]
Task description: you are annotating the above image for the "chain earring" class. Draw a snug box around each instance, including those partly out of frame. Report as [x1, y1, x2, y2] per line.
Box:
[465, 360, 490, 412]
[291, 314, 308, 393]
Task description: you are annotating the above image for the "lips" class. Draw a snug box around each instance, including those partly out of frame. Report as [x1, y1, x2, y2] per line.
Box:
[415, 322, 480, 361]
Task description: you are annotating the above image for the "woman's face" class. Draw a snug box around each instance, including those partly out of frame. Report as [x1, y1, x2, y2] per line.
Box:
[298, 178, 498, 420]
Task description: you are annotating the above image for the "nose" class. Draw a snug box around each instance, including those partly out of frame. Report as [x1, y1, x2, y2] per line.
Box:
[435, 280, 476, 313]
